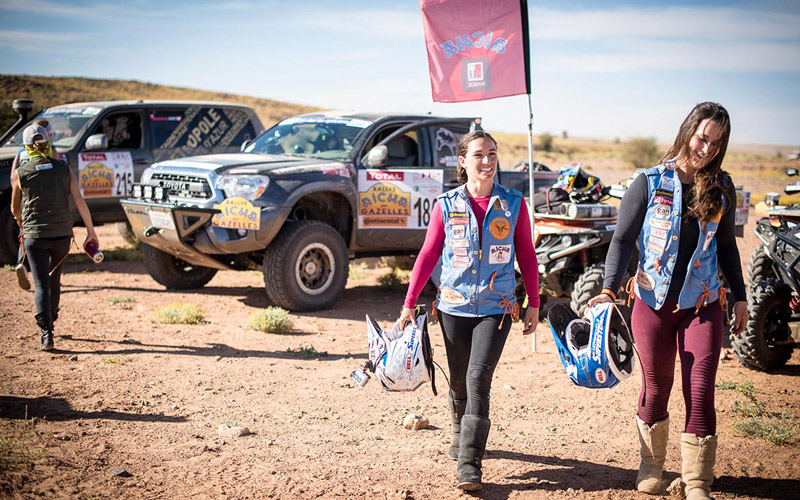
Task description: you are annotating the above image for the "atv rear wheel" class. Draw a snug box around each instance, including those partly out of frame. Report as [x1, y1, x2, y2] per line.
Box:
[263, 220, 349, 312]
[732, 278, 794, 371]
[746, 244, 776, 286]
[571, 263, 632, 325]
[142, 244, 218, 289]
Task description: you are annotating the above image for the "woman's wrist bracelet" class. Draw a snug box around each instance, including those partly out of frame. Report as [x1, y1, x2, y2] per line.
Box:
[601, 288, 617, 301]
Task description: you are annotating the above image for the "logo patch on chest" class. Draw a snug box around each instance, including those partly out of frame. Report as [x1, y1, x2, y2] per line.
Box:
[488, 217, 511, 240]
[35, 163, 53, 171]
[488, 244, 512, 264]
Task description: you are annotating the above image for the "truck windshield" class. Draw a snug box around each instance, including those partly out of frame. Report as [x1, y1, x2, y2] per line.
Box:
[244, 117, 372, 161]
[3, 106, 99, 150]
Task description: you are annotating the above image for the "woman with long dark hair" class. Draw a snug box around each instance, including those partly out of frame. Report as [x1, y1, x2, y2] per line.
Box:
[588, 102, 747, 499]
[398, 130, 540, 491]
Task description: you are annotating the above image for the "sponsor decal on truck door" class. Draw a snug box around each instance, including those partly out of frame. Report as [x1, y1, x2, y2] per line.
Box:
[357, 169, 443, 229]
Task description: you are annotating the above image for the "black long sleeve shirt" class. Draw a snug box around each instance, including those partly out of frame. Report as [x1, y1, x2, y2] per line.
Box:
[602, 173, 746, 303]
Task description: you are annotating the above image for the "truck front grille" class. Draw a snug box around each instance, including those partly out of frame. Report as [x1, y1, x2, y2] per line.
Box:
[150, 172, 212, 199]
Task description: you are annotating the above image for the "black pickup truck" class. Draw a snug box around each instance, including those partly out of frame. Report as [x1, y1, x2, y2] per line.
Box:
[122, 111, 557, 311]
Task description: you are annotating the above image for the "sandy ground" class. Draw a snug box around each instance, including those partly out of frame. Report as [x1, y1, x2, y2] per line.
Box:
[1, 211, 799, 500]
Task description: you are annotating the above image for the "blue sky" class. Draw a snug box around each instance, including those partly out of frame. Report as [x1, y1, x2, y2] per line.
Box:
[0, 0, 798, 146]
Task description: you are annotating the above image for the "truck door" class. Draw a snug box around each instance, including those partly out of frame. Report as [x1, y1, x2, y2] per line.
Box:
[77, 109, 152, 222]
[355, 120, 471, 252]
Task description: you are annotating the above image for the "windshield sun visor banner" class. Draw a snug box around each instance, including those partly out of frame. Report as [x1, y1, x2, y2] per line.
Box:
[420, 0, 530, 103]
[358, 170, 443, 229]
[152, 107, 255, 162]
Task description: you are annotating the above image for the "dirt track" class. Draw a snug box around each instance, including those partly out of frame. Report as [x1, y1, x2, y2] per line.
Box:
[1, 216, 799, 499]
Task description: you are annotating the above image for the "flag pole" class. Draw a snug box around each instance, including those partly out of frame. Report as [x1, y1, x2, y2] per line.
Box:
[527, 92, 536, 353]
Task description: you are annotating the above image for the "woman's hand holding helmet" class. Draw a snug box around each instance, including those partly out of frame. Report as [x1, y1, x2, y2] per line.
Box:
[398, 307, 416, 329]
[586, 292, 614, 316]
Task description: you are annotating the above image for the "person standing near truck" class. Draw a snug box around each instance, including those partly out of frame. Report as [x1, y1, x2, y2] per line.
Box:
[10, 124, 98, 351]
[397, 130, 540, 491]
[588, 102, 747, 499]
[11, 119, 57, 291]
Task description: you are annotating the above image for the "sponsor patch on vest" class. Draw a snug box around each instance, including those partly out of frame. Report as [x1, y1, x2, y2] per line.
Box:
[655, 189, 673, 199]
[647, 241, 665, 255]
[653, 196, 673, 206]
[659, 176, 674, 190]
[450, 239, 469, 248]
[493, 198, 509, 212]
[454, 198, 467, 211]
[488, 244, 512, 264]
[452, 256, 471, 269]
[703, 230, 716, 251]
[440, 286, 467, 304]
[488, 217, 511, 240]
[448, 218, 469, 226]
[654, 204, 671, 219]
[453, 247, 468, 256]
[450, 225, 466, 238]
[650, 228, 667, 239]
[448, 212, 468, 219]
[35, 163, 53, 171]
[636, 268, 656, 291]
[651, 219, 671, 230]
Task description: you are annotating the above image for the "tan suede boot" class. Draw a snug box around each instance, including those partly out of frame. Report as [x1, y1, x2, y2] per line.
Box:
[635, 415, 669, 494]
[680, 433, 717, 500]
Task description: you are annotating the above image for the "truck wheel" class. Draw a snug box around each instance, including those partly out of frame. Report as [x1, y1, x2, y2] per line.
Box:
[731, 278, 794, 371]
[116, 221, 139, 247]
[142, 244, 217, 289]
[0, 205, 20, 266]
[746, 245, 776, 286]
[570, 263, 632, 325]
[263, 220, 349, 312]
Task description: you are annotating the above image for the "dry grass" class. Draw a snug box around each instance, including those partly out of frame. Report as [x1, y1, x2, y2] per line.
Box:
[151, 302, 205, 325]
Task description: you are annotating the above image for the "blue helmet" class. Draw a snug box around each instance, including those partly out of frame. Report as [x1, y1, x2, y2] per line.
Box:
[548, 302, 634, 389]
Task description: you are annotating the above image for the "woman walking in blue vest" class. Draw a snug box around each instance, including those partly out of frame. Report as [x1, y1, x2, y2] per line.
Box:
[398, 130, 540, 491]
[10, 124, 98, 350]
[588, 102, 747, 499]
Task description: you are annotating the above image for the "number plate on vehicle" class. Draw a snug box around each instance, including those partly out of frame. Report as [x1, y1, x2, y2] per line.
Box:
[149, 210, 175, 230]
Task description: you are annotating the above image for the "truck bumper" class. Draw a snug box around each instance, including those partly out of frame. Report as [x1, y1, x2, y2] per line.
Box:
[121, 200, 288, 270]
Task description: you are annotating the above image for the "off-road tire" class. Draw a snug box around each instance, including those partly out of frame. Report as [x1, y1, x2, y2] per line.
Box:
[142, 244, 217, 289]
[732, 278, 794, 371]
[116, 221, 140, 247]
[262, 220, 349, 312]
[571, 263, 632, 325]
[0, 204, 20, 266]
[746, 245, 776, 286]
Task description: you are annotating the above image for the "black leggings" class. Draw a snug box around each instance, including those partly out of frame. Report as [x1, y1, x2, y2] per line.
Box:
[439, 311, 512, 418]
[23, 236, 71, 327]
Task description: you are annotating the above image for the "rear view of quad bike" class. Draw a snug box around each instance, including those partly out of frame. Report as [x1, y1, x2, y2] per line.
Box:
[735, 168, 800, 371]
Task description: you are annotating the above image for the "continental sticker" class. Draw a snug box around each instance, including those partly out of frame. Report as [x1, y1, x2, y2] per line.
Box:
[636, 268, 656, 291]
[488, 244, 511, 264]
[357, 169, 442, 229]
[212, 197, 261, 230]
[448, 212, 468, 219]
[488, 217, 511, 240]
[440, 286, 467, 304]
[655, 189, 673, 199]
[78, 151, 134, 198]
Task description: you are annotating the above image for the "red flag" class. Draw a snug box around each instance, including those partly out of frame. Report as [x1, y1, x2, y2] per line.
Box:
[420, 0, 530, 103]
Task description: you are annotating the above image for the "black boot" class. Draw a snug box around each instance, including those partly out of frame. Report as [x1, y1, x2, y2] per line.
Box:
[457, 415, 491, 491]
[448, 394, 467, 460]
[35, 313, 54, 351]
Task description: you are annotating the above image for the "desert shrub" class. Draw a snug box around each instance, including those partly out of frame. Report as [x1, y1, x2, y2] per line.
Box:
[348, 261, 369, 280]
[108, 297, 135, 305]
[623, 137, 660, 169]
[717, 379, 799, 445]
[286, 345, 328, 358]
[538, 133, 554, 153]
[103, 356, 131, 365]
[377, 268, 409, 291]
[561, 130, 569, 139]
[249, 307, 294, 334]
[152, 302, 205, 325]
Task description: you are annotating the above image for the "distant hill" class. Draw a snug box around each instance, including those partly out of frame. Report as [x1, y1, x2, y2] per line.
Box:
[0, 74, 320, 133]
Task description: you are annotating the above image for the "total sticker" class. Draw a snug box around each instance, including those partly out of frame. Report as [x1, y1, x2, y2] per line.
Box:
[488, 244, 512, 264]
[440, 286, 467, 304]
[450, 225, 466, 238]
[636, 268, 656, 291]
[653, 196, 673, 206]
[448, 217, 469, 226]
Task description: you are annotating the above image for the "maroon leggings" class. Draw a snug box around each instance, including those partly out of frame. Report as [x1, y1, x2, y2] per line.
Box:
[631, 298, 723, 437]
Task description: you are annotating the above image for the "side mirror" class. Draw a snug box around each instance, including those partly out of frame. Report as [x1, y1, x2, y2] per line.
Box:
[85, 134, 108, 151]
[240, 139, 250, 152]
[365, 145, 388, 168]
[786, 167, 798, 177]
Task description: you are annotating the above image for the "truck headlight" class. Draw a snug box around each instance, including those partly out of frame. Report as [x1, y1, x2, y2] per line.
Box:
[215, 175, 270, 200]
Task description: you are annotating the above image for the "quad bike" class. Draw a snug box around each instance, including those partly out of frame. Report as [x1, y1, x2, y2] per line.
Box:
[734, 168, 800, 371]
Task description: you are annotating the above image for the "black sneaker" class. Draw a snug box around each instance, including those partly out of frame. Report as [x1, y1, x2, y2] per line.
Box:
[41, 332, 54, 351]
[15, 264, 30, 291]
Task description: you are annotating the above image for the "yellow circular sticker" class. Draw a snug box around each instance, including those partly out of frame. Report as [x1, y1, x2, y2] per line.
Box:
[488, 217, 511, 240]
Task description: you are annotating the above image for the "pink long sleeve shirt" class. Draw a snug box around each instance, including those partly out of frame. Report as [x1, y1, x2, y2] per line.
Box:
[403, 195, 540, 309]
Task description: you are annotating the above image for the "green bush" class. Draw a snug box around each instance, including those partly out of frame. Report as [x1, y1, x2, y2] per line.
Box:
[248, 307, 294, 334]
[152, 302, 205, 325]
[623, 137, 660, 169]
[537, 133, 554, 153]
[377, 268, 409, 291]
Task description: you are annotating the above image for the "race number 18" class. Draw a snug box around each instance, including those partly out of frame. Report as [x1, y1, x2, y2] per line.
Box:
[414, 197, 432, 227]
